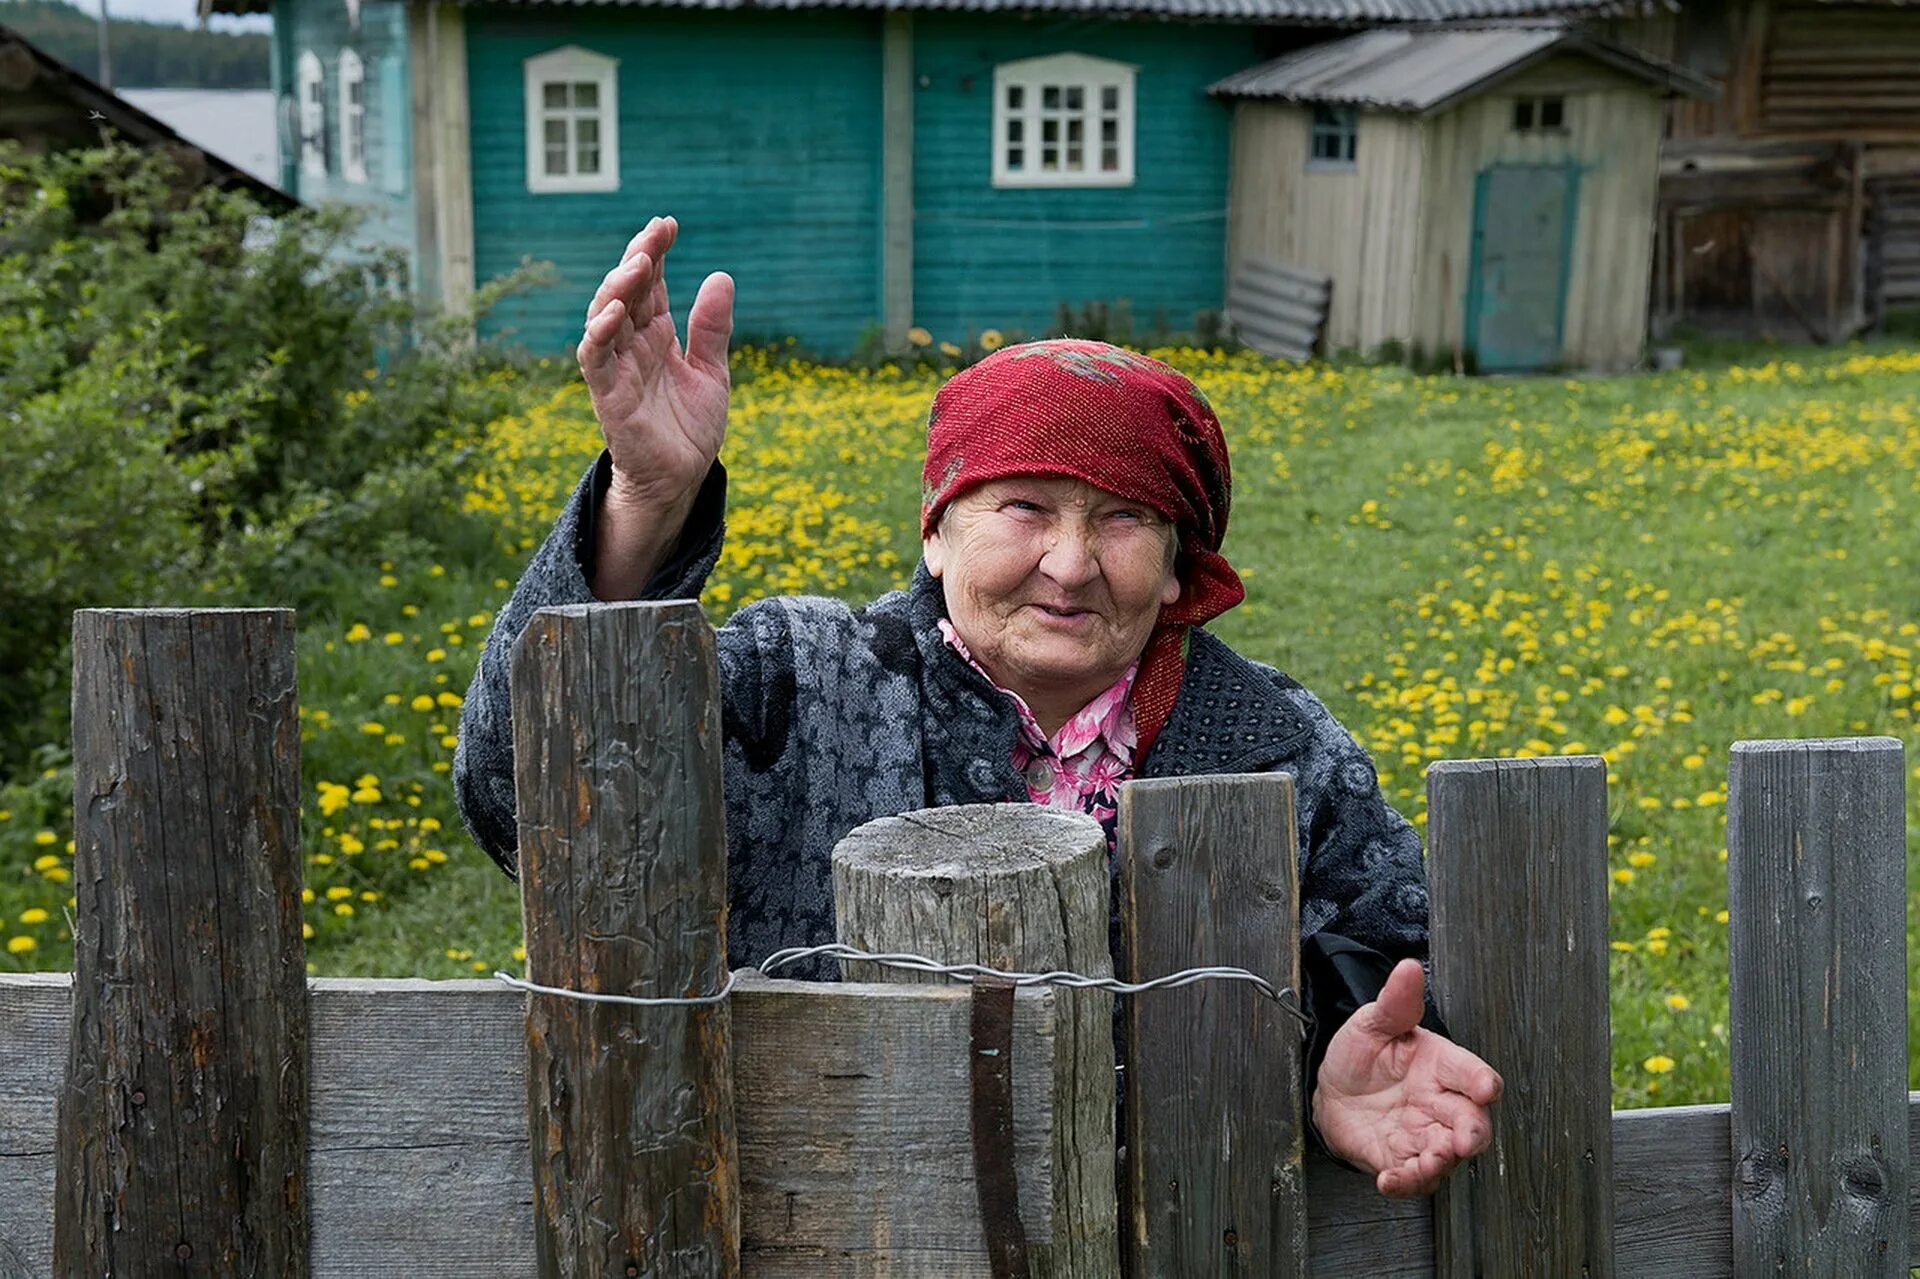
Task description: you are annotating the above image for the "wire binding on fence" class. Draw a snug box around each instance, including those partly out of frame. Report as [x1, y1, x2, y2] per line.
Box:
[494, 941, 1311, 1032]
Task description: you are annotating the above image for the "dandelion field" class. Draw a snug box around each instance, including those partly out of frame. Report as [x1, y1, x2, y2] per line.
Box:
[4, 342, 1919, 1110]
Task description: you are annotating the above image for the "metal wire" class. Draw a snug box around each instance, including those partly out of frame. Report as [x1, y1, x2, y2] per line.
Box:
[494, 941, 1310, 1031]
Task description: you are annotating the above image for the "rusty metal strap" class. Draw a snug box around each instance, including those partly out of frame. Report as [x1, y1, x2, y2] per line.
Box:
[969, 974, 1029, 1279]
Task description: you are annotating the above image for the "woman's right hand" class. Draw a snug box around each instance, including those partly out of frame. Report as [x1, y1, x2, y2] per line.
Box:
[577, 216, 735, 512]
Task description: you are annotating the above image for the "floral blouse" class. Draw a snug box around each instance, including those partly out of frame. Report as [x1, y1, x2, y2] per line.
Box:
[937, 619, 1138, 847]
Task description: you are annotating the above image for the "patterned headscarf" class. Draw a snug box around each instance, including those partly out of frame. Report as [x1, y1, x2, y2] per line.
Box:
[920, 338, 1245, 761]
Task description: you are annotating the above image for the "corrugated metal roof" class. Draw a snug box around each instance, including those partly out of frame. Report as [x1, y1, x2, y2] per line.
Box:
[1209, 24, 1713, 107]
[212, 0, 1639, 21]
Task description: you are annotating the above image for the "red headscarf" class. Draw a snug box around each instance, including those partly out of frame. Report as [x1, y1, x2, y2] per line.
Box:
[920, 339, 1244, 761]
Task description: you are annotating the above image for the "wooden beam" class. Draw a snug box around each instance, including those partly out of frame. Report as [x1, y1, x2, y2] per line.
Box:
[833, 804, 1121, 1277]
[881, 11, 913, 351]
[1427, 756, 1615, 1277]
[511, 602, 739, 1276]
[1728, 738, 1908, 1274]
[54, 609, 309, 1275]
[1118, 774, 1306, 1275]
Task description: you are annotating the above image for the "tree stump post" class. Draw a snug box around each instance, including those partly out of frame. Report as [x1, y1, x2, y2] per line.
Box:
[54, 608, 310, 1277]
[833, 803, 1120, 1279]
[511, 601, 740, 1278]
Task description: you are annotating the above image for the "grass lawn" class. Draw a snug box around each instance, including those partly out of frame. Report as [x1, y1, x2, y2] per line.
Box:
[5, 341, 1918, 1110]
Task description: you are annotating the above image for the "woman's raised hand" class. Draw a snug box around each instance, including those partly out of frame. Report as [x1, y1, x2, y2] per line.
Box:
[577, 216, 735, 509]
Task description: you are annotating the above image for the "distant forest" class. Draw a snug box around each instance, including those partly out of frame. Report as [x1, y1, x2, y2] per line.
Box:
[2, 0, 268, 87]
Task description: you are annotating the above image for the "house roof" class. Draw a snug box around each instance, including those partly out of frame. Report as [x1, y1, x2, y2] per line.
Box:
[208, 0, 1647, 24]
[0, 24, 295, 207]
[1209, 24, 1716, 108]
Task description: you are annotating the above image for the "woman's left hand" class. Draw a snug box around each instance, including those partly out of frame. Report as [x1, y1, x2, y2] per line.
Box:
[1311, 958, 1504, 1198]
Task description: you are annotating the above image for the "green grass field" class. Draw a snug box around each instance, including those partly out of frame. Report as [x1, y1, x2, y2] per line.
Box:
[5, 341, 1918, 1110]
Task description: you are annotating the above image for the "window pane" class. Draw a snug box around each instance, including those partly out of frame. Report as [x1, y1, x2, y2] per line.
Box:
[1101, 118, 1117, 144]
[1067, 118, 1083, 144]
[545, 119, 567, 146]
[1008, 119, 1023, 143]
[1043, 145, 1058, 170]
[1042, 119, 1058, 143]
[1513, 98, 1534, 130]
[1007, 147, 1024, 171]
[1540, 97, 1564, 129]
[349, 81, 363, 107]
[1042, 85, 1060, 110]
[1007, 84, 1024, 110]
[578, 146, 599, 174]
[577, 118, 599, 145]
[545, 145, 568, 175]
[1101, 85, 1118, 111]
[574, 81, 598, 110]
[1065, 86, 1083, 111]
[1344, 131, 1357, 161]
[544, 82, 567, 110]
[1102, 144, 1119, 171]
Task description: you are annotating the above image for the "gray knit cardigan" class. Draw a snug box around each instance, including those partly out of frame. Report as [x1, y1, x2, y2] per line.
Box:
[454, 457, 1432, 992]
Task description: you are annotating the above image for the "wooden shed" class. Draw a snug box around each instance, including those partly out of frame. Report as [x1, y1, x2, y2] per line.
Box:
[1215, 26, 1712, 371]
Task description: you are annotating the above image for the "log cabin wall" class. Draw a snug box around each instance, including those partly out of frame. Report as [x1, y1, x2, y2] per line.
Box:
[1609, 0, 1920, 338]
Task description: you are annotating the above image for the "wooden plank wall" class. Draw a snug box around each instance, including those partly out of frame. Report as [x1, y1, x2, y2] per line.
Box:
[1225, 102, 1422, 356]
[1414, 59, 1666, 370]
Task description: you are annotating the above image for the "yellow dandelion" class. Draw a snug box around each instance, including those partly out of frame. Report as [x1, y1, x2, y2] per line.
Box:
[906, 326, 932, 347]
[7, 936, 37, 954]
[1643, 1055, 1675, 1074]
[1665, 993, 1690, 1011]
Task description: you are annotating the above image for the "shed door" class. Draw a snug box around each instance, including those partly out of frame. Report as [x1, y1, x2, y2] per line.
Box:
[1467, 164, 1579, 372]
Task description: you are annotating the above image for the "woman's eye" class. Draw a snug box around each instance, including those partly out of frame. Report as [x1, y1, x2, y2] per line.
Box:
[1006, 500, 1044, 514]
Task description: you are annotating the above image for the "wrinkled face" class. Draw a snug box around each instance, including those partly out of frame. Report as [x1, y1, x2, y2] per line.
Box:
[925, 476, 1181, 717]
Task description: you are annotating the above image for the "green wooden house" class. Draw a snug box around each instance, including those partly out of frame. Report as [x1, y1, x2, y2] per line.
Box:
[219, 0, 1627, 355]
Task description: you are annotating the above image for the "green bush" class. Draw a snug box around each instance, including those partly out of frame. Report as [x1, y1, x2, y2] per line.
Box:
[0, 142, 545, 772]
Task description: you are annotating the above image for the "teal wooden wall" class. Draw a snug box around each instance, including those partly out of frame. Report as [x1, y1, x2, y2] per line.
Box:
[465, 8, 884, 356]
[279, 0, 417, 278]
[910, 15, 1265, 345]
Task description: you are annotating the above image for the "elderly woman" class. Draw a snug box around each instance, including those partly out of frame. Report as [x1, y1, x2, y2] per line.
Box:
[455, 217, 1501, 1199]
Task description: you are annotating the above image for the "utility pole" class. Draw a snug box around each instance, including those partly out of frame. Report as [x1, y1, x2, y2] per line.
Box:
[95, 0, 112, 89]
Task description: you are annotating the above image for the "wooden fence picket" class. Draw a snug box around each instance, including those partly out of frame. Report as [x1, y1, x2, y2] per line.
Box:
[54, 608, 311, 1276]
[1727, 737, 1908, 1275]
[511, 601, 740, 1277]
[1427, 756, 1615, 1277]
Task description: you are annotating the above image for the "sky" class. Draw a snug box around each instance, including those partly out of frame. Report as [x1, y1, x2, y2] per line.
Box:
[79, 0, 270, 33]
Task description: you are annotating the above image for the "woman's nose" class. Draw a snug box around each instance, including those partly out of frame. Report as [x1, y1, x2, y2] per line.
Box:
[1039, 522, 1101, 587]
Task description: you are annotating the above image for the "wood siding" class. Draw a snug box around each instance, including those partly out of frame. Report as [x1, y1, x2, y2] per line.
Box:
[1415, 63, 1665, 369]
[465, 10, 884, 356]
[909, 15, 1268, 346]
[1226, 103, 1422, 355]
[282, 0, 418, 277]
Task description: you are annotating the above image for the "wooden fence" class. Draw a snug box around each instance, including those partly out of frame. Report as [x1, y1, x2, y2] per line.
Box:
[0, 603, 1912, 1276]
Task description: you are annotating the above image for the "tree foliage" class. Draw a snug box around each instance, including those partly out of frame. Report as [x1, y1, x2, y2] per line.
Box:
[1, 0, 269, 89]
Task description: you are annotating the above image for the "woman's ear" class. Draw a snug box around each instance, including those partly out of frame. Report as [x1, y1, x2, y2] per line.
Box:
[1160, 571, 1182, 607]
[924, 532, 947, 579]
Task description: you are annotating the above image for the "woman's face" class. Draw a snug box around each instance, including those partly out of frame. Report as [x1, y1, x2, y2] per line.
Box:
[925, 476, 1181, 720]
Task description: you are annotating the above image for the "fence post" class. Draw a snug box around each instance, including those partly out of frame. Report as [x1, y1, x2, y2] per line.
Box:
[1117, 774, 1306, 1276]
[54, 608, 310, 1275]
[833, 803, 1120, 1278]
[1728, 737, 1907, 1274]
[1427, 756, 1615, 1277]
[511, 601, 740, 1278]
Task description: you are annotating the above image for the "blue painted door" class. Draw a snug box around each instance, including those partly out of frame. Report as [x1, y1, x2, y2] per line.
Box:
[1467, 164, 1579, 372]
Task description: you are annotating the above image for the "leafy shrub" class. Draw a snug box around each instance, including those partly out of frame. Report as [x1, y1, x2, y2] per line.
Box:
[0, 141, 545, 770]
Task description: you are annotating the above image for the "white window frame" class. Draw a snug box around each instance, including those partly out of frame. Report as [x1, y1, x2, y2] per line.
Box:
[338, 49, 368, 184]
[297, 51, 326, 178]
[991, 52, 1136, 189]
[524, 46, 619, 194]
[1307, 103, 1359, 170]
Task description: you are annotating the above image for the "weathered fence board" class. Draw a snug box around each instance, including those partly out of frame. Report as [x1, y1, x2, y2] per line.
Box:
[1118, 774, 1306, 1276]
[11, 970, 1920, 1276]
[55, 608, 310, 1276]
[1427, 756, 1615, 1277]
[833, 805, 1120, 1278]
[511, 601, 740, 1277]
[1728, 737, 1908, 1274]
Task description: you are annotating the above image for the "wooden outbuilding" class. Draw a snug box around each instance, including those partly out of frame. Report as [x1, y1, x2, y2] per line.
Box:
[1216, 26, 1712, 371]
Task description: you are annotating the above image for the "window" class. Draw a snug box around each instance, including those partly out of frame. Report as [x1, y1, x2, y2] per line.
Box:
[524, 46, 619, 194]
[1512, 95, 1567, 133]
[992, 53, 1136, 188]
[297, 51, 326, 178]
[1308, 104, 1358, 167]
[339, 49, 367, 184]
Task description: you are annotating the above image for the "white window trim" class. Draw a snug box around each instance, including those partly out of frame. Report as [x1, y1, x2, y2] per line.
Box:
[991, 52, 1137, 189]
[524, 46, 619, 195]
[297, 50, 326, 179]
[339, 49, 368, 184]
